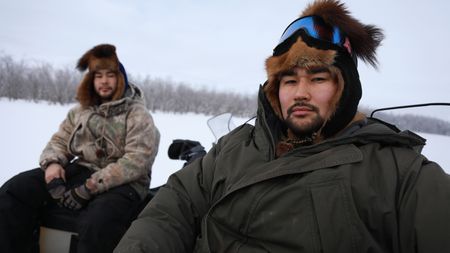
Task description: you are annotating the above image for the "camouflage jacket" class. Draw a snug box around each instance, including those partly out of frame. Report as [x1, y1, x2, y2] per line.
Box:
[40, 83, 160, 199]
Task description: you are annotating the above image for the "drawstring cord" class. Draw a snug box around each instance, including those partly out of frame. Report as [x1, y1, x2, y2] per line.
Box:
[95, 104, 110, 159]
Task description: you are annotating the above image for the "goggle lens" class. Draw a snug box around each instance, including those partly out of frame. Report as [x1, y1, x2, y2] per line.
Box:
[276, 16, 350, 54]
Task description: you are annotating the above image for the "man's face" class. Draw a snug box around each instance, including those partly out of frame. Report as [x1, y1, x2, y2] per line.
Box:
[278, 66, 338, 137]
[93, 69, 118, 101]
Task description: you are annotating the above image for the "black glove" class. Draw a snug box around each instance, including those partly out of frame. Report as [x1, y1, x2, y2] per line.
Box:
[62, 184, 92, 210]
[46, 178, 66, 203]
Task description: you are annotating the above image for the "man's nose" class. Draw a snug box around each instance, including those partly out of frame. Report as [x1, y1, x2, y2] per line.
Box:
[293, 79, 311, 101]
[99, 76, 108, 83]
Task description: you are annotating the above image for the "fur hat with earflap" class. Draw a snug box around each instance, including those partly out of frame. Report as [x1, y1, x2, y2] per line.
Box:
[76, 44, 128, 107]
[265, 0, 384, 141]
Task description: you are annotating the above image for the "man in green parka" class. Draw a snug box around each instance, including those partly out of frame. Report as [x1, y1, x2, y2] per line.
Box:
[115, 0, 450, 252]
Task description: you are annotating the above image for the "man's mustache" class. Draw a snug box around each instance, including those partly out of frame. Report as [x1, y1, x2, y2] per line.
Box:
[287, 102, 318, 116]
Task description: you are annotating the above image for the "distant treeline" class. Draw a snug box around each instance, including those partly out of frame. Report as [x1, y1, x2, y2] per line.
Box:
[1, 53, 449, 135]
[359, 107, 450, 136]
[139, 76, 256, 117]
[0, 54, 257, 117]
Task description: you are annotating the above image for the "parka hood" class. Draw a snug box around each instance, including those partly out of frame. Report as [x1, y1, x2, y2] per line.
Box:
[76, 44, 129, 108]
[264, 0, 384, 139]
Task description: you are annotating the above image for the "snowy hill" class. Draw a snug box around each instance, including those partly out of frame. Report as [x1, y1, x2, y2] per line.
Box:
[0, 99, 448, 187]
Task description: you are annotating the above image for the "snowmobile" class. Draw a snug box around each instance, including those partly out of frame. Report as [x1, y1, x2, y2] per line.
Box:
[38, 103, 449, 252]
[38, 113, 236, 253]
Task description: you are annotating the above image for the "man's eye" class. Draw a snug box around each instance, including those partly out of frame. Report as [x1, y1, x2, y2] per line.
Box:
[282, 79, 296, 85]
[311, 77, 327, 82]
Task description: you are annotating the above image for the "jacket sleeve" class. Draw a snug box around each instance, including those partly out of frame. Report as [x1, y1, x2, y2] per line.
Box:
[397, 153, 450, 252]
[39, 107, 78, 170]
[114, 143, 218, 253]
[87, 105, 160, 194]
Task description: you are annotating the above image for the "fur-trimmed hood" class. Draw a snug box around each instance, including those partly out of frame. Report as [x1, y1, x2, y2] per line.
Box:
[75, 44, 128, 108]
[264, 0, 384, 140]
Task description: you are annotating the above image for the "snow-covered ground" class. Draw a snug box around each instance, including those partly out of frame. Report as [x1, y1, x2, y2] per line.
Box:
[0, 99, 448, 188]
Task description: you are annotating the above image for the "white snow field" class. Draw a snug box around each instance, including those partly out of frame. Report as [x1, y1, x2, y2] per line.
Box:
[0, 99, 448, 188]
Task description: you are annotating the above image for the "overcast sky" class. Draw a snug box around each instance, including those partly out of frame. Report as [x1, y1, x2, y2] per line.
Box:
[1, 0, 449, 120]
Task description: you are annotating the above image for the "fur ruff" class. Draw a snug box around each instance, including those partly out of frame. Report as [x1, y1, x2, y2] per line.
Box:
[264, 0, 384, 140]
[265, 38, 339, 118]
[75, 44, 126, 107]
[301, 0, 384, 68]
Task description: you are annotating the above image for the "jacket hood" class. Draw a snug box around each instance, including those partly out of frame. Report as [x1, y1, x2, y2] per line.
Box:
[264, 0, 384, 139]
[76, 44, 128, 107]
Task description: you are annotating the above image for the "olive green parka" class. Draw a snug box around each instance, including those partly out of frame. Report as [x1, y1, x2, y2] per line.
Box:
[115, 88, 450, 253]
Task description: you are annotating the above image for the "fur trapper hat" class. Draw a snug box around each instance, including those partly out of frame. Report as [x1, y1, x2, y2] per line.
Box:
[265, 0, 384, 138]
[75, 44, 128, 107]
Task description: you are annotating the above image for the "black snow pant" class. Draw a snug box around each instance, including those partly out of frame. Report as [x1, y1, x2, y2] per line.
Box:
[0, 163, 143, 253]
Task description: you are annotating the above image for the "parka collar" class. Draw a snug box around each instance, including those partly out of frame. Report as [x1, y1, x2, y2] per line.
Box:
[253, 85, 426, 158]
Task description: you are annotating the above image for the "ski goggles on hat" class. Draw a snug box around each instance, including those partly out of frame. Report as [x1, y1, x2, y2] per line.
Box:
[273, 15, 352, 57]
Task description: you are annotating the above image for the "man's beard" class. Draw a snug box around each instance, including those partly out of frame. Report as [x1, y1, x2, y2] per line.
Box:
[284, 102, 325, 138]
